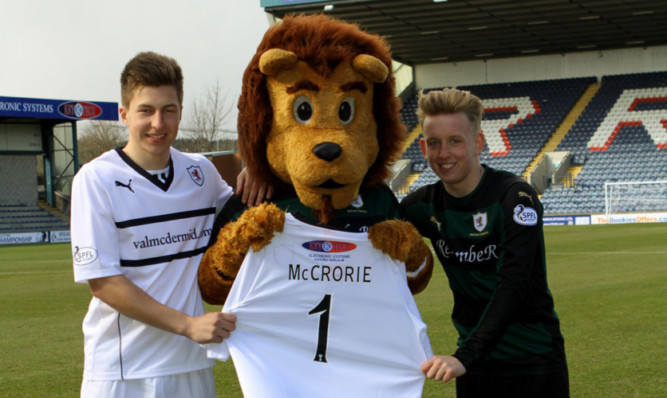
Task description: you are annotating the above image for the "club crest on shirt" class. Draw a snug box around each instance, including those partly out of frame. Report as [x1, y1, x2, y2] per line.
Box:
[187, 165, 204, 186]
[350, 195, 364, 208]
[472, 212, 487, 233]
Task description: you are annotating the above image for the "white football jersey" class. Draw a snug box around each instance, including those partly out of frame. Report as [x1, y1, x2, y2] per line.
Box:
[71, 147, 232, 380]
[207, 213, 432, 397]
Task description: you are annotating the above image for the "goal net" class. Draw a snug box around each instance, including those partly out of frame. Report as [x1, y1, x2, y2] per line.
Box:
[604, 180, 667, 216]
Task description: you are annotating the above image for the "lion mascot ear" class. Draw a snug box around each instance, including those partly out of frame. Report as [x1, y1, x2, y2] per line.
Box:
[259, 48, 298, 76]
[352, 54, 388, 83]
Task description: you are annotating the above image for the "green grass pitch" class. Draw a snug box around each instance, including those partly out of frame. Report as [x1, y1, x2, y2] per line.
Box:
[0, 222, 665, 397]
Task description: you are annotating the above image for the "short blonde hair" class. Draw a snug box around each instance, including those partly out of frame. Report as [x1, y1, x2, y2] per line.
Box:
[417, 88, 483, 133]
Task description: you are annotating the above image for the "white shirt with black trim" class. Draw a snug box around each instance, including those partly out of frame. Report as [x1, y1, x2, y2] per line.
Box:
[71, 147, 232, 381]
[207, 213, 432, 397]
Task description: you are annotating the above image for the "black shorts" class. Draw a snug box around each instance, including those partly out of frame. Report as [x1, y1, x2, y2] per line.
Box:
[456, 366, 569, 398]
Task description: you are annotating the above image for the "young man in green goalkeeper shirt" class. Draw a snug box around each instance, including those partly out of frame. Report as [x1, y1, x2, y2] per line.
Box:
[401, 88, 569, 397]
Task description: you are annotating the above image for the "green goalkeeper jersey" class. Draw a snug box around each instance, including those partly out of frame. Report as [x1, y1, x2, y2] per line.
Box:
[401, 166, 567, 375]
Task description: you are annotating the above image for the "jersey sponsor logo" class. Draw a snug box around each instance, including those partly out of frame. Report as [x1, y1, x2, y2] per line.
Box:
[187, 165, 204, 186]
[57, 101, 102, 120]
[435, 239, 499, 264]
[73, 246, 97, 265]
[302, 240, 357, 253]
[131, 227, 212, 249]
[513, 204, 538, 226]
[115, 179, 134, 193]
[472, 212, 487, 232]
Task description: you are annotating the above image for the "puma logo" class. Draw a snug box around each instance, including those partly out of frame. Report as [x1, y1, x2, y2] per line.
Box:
[430, 216, 442, 231]
[518, 191, 533, 205]
[115, 179, 134, 193]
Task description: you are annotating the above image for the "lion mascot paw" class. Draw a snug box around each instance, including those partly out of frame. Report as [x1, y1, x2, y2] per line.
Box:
[368, 220, 434, 294]
[199, 203, 285, 305]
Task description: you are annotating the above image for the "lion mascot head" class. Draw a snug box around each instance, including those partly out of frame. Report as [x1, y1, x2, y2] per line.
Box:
[237, 14, 405, 221]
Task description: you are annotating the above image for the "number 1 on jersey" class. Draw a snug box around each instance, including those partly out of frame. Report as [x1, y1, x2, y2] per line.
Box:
[308, 294, 331, 363]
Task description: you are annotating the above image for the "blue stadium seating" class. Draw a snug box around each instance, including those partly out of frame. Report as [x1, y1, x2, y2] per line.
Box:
[398, 72, 667, 215]
[0, 205, 69, 233]
[400, 78, 594, 188]
[399, 95, 420, 133]
[544, 71, 667, 214]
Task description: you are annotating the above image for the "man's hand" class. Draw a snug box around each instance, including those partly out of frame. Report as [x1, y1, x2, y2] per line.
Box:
[421, 355, 467, 383]
[236, 168, 273, 207]
[88, 275, 236, 344]
[182, 312, 237, 344]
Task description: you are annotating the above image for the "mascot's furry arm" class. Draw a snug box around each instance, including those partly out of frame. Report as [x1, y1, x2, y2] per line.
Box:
[198, 203, 285, 305]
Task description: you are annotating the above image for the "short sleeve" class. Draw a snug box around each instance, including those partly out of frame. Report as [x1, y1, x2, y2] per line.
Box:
[70, 166, 123, 283]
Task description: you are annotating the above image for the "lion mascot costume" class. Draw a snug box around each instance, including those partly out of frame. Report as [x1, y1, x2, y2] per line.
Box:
[199, 14, 432, 305]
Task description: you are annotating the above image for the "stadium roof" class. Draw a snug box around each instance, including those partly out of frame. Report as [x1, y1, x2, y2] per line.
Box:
[262, 0, 667, 66]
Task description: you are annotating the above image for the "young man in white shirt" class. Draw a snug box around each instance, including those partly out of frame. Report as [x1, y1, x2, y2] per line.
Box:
[71, 51, 236, 398]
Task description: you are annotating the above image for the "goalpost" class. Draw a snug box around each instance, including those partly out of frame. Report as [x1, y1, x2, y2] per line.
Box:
[604, 180, 667, 216]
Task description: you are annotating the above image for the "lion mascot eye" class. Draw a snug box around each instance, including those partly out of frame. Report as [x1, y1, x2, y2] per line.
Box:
[339, 97, 355, 125]
[293, 95, 314, 124]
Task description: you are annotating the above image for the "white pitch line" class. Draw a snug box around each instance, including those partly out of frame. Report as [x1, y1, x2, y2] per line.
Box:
[0, 270, 71, 275]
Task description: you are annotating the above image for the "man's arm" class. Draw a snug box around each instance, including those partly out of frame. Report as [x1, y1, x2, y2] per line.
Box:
[452, 182, 541, 368]
[88, 274, 235, 344]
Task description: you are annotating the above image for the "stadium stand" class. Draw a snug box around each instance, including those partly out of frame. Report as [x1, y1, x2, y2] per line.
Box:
[398, 77, 594, 201]
[542, 71, 667, 214]
[0, 204, 69, 233]
[396, 72, 667, 215]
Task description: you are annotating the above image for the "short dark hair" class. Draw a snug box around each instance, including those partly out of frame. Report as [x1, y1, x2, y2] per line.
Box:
[120, 51, 184, 108]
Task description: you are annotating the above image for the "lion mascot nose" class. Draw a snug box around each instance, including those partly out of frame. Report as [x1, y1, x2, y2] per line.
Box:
[313, 142, 342, 162]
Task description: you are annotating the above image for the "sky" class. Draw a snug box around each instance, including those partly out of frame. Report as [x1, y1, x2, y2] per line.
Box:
[0, 0, 272, 131]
